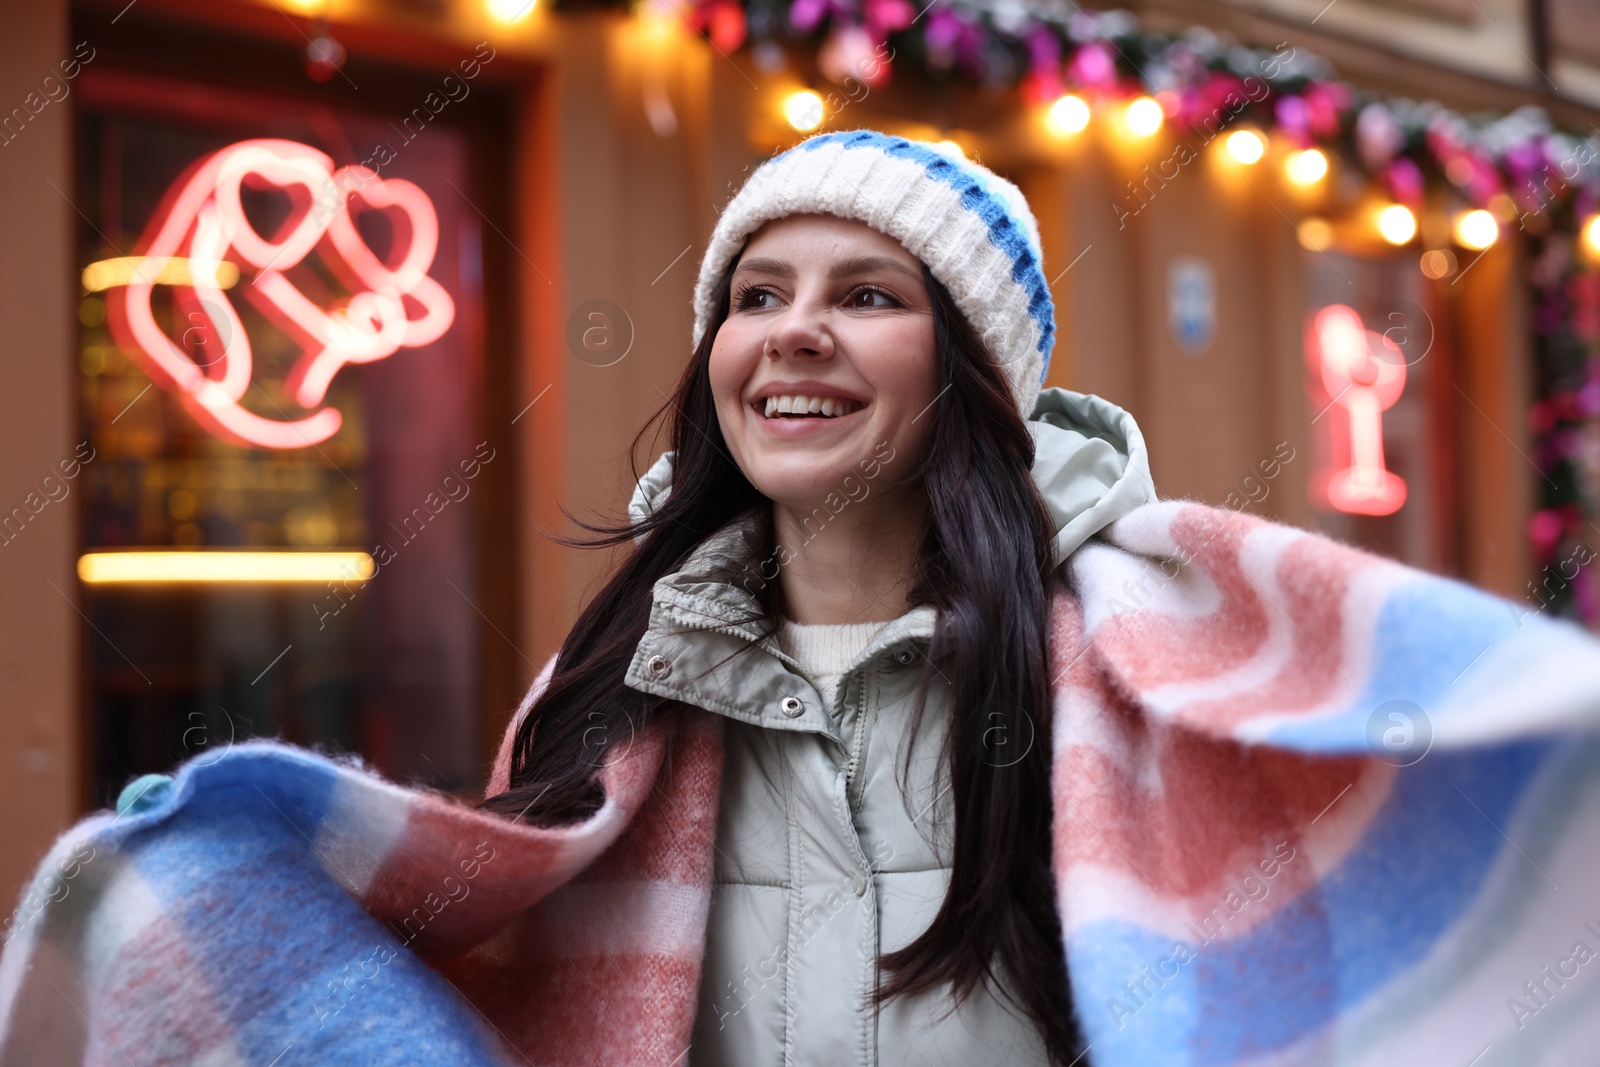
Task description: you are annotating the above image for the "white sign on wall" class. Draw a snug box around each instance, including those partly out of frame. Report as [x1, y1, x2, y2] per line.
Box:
[1167, 256, 1216, 356]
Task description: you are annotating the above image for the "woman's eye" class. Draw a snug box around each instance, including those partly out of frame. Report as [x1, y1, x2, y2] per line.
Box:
[848, 286, 896, 308]
[734, 285, 775, 311]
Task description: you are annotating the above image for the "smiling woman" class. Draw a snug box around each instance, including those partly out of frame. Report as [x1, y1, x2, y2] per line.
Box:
[479, 130, 1095, 1066]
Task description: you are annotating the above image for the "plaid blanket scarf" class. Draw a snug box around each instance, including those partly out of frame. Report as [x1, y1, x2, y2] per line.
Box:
[4, 499, 1600, 1067]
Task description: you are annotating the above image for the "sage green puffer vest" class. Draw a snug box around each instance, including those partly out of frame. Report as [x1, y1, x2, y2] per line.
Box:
[621, 389, 1157, 1066]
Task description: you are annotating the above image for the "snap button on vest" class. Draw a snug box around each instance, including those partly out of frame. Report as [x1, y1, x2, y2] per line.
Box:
[647, 655, 671, 678]
[894, 648, 916, 665]
[779, 695, 804, 717]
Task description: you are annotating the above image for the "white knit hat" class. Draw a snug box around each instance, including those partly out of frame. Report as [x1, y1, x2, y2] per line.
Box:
[691, 129, 1055, 419]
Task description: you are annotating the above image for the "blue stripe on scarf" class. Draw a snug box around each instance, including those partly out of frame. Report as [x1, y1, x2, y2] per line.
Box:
[127, 749, 503, 1063]
[782, 130, 1056, 382]
[1260, 573, 1538, 752]
[1069, 739, 1565, 1065]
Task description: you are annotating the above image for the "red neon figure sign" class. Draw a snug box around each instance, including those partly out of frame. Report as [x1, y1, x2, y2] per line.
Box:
[1308, 304, 1407, 516]
[103, 139, 455, 449]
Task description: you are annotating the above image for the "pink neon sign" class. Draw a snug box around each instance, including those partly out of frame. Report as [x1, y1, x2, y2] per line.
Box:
[103, 138, 455, 449]
[1308, 304, 1407, 516]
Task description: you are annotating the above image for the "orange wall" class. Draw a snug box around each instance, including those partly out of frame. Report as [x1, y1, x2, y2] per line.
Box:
[0, 0, 79, 915]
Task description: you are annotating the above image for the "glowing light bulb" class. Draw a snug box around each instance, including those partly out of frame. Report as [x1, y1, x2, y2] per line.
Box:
[1376, 204, 1417, 246]
[783, 91, 825, 132]
[1419, 249, 1457, 279]
[1046, 94, 1091, 137]
[1225, 130, 1265, 165]
[1123, 97, 1162, 138]
[486, 0, 536, 22]
[1298, 217, 1333, 252]
[1285, 148, 1328, 186]
[1584, 216, 1600, 260]
[1453, 209, 1498, 250]
[637, 7, 678, 41]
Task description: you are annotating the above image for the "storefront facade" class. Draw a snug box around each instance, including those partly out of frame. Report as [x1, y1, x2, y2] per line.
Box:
[3, 0, 1595, 902]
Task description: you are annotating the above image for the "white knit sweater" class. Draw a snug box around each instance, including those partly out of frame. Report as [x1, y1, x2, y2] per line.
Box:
[775, 618, 896, 711]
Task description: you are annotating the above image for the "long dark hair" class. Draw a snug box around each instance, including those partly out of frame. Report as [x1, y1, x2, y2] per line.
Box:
[478, 253, 1086, 1064]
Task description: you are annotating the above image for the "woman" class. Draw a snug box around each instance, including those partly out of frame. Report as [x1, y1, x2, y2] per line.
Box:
[479, 129, 1149, 1065]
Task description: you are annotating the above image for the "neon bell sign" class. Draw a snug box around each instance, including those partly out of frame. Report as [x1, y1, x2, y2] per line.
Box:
[102, 138, 455, 449]
[1308, 304, 1406, 516]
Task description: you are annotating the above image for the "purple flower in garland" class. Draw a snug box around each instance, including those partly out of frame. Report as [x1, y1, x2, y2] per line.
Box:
[1025, 23, 1061, 69]
[924, 6, 986, 76]
[1580, 379, 1600, 418]
[864, 0, 913, 38]
[790, 0, 856, 35]
[1463, 153, 1505, 207]
[1275, 95, 1311, 145]
[1505, 151, 1550, 214]
[1171, 87, 1209, 131]
[1302, 81, 1350, 138]
[1384, 157, 1425, 206]
[1066, 40, 1118, 89]
[1504, 138, 1545, 190]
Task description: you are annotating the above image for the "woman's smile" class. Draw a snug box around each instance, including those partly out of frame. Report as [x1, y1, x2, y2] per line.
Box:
[746, 378, 871, 438]
[758, 395, 863, 418]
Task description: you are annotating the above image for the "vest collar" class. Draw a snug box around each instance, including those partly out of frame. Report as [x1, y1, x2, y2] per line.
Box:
[621, 506, 938, 740]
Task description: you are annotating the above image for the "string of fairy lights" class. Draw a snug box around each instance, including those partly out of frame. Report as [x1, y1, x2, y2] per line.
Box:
[783, 83, 1507, 261]
[279, 0, 1600, 279]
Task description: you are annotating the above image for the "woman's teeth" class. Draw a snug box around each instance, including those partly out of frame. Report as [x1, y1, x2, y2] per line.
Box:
[762, 395, 863, 418]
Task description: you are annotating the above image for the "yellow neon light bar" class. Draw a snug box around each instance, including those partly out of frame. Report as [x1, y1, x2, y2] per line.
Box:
[78, 551, 375, 584]
[81, 257, 240, 293]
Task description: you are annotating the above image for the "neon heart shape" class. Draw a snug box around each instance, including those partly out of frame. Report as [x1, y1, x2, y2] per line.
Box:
[102, 138, 456, 450]
[286, 168, 457, 408]
[212, 145, 330, 272]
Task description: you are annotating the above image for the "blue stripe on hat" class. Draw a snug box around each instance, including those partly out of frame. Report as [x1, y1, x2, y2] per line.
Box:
[782, 130, 1055, 381]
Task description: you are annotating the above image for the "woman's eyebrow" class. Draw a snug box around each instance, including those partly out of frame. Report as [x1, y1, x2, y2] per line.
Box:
[732, 255, 922, 282]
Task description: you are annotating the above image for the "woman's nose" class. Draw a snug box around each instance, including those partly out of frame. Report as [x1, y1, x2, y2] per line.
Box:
[764, 298, 834, 360]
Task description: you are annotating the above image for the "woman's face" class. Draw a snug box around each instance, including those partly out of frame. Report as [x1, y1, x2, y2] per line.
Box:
[708, 213, 940, 511]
